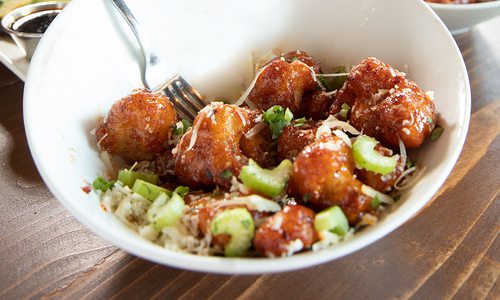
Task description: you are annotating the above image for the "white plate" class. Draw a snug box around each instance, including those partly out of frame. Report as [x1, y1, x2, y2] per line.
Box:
[24, 0, 470, 274]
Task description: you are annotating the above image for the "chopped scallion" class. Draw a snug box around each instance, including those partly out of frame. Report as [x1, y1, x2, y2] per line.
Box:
[340, 103, 350, 119]
[431, 126, 444, 141]
[92, 176, 115, 192]
[263, 105, 294, 139]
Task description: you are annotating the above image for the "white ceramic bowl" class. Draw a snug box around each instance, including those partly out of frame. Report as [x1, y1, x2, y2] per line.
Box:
[427, 1, 500, 35]
[24, 0, 470, 274]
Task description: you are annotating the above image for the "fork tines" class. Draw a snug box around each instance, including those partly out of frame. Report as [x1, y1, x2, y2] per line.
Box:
[159, 75, 206, 123]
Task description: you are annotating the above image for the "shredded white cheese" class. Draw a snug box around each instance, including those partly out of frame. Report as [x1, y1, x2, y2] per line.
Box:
[244, 122, 266, 139]
[361, 184, 394, 204]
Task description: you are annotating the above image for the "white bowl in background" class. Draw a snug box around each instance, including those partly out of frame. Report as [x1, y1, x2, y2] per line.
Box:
[427, 1, 500, 35]
[23, 0, 470, 274]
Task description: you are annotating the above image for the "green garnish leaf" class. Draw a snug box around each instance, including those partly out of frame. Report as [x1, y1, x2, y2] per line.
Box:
[406, 158, 415, 169]
[174, 119, 192, 136]
[370, 195, 380, 209]
[220, 169, 234, 179]
[340, 103, 351, 119]
[431, 126, 444, 141]
[427, 117, 433, 124]
[303, 193, 312, 202]
[92, 176, 115, 192]
[317, 66, 349, 92]
[263, 105, 294, 139]
[290, 57, 299, 62]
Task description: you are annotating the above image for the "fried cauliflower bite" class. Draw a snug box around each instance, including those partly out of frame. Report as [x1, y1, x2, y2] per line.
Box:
[248, 51, 319, 114]
[96, 89, 178, 162]
[174, 102, 257, 190]
[332, 57, 436, 149]
[253, 205, 317, 257]
[287, 135, 374, 224]
[277, 120, 319, 161]
[355, 145, 405, 193]
[301, 90, 335, 120]
[239, 123, 277, 168]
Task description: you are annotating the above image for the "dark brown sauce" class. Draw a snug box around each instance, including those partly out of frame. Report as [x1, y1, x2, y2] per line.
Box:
[16, 13, 58, 34]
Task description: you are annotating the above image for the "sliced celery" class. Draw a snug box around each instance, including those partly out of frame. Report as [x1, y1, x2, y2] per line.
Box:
[314, 206, 349, 236]
[173, 186, 189, 197]
[352, 135, 398, 175]
[239, 159, 293, 196]
[118, 169, 158, 188]
[132, 179, 171, 201]
[210, 208, 255, 257]
[147, 192, 186, 231]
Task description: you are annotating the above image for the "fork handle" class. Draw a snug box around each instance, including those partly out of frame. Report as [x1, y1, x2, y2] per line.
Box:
[109, 0, 163, 89]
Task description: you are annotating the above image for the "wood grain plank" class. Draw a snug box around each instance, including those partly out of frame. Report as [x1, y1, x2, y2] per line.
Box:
[411, 193, 499, 299]
[452, 235, 500, 300]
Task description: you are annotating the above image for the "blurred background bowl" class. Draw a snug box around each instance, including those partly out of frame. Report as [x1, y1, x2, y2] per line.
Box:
[427, 1, 500, 35]
[1, 1, 66, 59]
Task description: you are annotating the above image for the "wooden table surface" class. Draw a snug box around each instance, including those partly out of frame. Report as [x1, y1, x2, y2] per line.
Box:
[1, 16, 499, 300]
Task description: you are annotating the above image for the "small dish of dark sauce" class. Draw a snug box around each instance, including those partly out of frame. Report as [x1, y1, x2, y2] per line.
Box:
[12, 10, 60, 34]
[15, 12, 58, 34]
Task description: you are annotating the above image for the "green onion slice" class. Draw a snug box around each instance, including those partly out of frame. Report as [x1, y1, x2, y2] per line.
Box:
[263, 105, 294, 139]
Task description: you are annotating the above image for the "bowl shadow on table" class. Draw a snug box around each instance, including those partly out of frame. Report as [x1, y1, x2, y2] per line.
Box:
[0, 74, 45, 190]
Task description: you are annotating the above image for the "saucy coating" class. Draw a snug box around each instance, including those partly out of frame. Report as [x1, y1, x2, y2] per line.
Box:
[332, 57, 436, 149]
[282, 50, 321, 73]
[240, 123, 277, 168]
[301, 90, 335, 120]
[96, 89, 178, 162]
[248, 51, 318, 114]
[288, 135, 374, 224]
[174, 102, 256, 190]
[277, 121, 318, 161]
[253, 205, 317, 257]
[355, 145, 405, 193]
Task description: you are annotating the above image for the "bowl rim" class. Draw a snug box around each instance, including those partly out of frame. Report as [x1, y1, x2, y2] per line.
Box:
[23, 0, 472, 274]
[427, 0, 500, 10]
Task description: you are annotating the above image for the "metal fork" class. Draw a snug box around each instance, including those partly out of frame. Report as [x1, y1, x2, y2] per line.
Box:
[109, 0, 205, 122]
